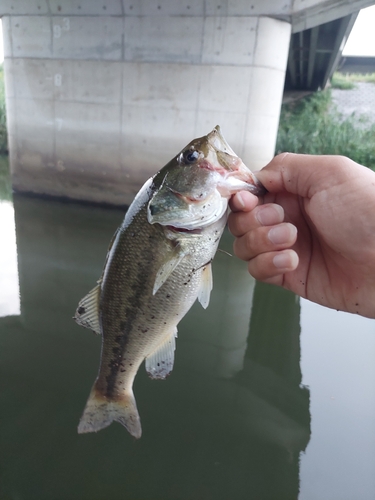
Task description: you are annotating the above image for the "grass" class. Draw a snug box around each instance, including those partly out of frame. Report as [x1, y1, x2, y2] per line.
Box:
[0, 63, 11, 200]
[331, 73, 356, 90]
[0, 63, 8, 155]
[0, 155, 11, 201]
[276, 89, 375, 170]
[331, 72, 375, 90]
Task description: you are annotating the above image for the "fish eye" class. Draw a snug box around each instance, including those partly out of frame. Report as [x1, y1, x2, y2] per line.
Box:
[180, 149, 200, 165]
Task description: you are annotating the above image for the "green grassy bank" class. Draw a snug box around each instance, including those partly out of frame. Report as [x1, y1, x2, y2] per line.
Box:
[276, 81, 375, 170]
[0, 64, 8, 155]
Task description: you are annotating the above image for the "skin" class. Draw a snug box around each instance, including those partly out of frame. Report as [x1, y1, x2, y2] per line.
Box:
[228, 153, 375, 319]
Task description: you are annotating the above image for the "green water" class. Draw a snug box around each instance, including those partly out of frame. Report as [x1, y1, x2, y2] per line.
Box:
[0, 180, 374, 499]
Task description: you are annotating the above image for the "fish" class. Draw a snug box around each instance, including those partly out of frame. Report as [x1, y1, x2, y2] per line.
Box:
[74, 125, 264, 438]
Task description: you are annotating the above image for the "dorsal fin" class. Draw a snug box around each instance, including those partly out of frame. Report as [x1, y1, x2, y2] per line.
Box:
[74, 283, 101, 335]
[145, 328, 177, 379]
[74, 227, 120, 335]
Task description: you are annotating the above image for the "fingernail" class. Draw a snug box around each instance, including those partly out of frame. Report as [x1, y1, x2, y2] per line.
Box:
[273, 252, 291, 269]
[268, 224, 296, 245]
[236, 192, 245, 208]
[273, 251, 298, 270]
[256, 205, 283, 226]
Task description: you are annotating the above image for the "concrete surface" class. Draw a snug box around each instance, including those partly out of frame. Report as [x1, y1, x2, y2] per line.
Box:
[1, 0, 374, 205]
[332, 81, 375, 123]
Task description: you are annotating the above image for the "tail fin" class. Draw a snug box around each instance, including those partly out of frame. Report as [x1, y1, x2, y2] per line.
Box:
[77, 387, 142, 439]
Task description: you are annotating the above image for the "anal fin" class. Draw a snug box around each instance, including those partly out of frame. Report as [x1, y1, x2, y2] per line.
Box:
[145, 328, 177, 379]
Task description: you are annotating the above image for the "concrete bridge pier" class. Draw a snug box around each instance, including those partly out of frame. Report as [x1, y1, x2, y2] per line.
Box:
[1, 2, 292, 205]
[6, 0, 373, 205]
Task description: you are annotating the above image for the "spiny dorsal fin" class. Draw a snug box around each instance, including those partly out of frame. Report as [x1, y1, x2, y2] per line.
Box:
[74, 227, 119, 335]
[145, 328, 177, 379]
[74, 283, 101, 335]
[197, 262, 213, 309]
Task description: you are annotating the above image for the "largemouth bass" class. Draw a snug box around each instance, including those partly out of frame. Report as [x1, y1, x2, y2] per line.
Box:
[74, 126, 264, 438]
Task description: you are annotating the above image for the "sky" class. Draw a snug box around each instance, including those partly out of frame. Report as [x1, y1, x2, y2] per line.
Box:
[342, 4, 375, 56]
[0, 5, 375, 62]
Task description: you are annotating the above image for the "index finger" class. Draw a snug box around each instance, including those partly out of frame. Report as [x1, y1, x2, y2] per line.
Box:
[229, 191, 259, 213]
[257, 152, 360, 198]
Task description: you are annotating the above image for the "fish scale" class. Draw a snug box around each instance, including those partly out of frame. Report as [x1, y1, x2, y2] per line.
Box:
[98, 204, 222, 397]
[74, 126, 264, 438]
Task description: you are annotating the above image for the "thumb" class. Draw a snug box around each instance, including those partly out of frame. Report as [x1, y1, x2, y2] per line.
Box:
[256, 153, 357, 199]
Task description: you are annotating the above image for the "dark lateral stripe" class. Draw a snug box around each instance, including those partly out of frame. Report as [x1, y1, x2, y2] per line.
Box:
[101, 214, 159, 398]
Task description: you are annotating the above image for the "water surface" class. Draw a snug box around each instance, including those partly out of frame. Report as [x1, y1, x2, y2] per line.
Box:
[0, 186, 374, 500]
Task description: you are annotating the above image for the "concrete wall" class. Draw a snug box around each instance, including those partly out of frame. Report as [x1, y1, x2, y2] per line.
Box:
[1, 0, 373, 205]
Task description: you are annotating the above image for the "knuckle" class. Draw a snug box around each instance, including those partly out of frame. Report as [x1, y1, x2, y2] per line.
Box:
[247, 256, 270, 281]
[233, 237, 245, 260]
[228, 213, 245, 237]
[244, 230, 257, 253]
[233, 231, 255, 261]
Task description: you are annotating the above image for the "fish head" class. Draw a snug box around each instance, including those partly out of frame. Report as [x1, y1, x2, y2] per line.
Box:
[148, 126, 265, 231]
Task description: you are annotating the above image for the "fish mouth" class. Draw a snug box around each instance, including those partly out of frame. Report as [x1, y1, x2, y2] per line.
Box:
[207, 126, 238, 157]
[148, 126, 266, 232]
[203, 126, 266, 196]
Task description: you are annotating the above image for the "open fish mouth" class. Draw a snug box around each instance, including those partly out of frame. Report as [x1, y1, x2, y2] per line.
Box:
[205, 126, 266, 196]
[147, 125, 266, 231]
[207, 126, 238, 156]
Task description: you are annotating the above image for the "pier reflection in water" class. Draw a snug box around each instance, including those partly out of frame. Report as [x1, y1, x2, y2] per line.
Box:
[0, 190, 374, 500]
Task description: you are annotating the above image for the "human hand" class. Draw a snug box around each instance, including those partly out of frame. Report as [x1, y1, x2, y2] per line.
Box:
[228, 153, 375, 318]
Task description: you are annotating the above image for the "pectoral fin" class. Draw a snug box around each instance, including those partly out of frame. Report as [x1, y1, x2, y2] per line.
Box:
[74, 283, 101, 335]
[145, 328, 177, 379]
[197, 262, 213, 309]
[153, 246, 187, 295]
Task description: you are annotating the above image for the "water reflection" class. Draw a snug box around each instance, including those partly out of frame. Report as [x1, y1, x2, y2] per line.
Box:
[0, 153, 20, 318]
[237, 283, 311, 462]
[0, 193, 311, 499]
[299, 299, 375, 500]
[0, 201, 20, 317]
